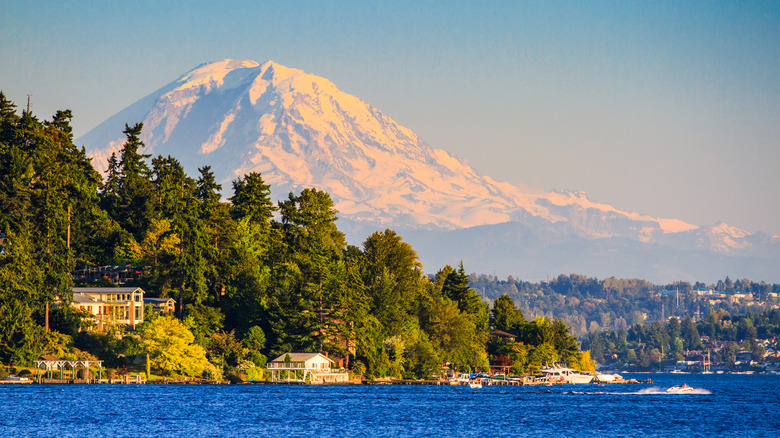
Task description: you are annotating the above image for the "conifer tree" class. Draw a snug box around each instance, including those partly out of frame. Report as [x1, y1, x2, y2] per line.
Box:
[268, 189, 345, 354]
[229, 172, 275, 226]
[196, 166, 235, 304]
[113, 123, 153, 240]
[150, 155, 206, 315]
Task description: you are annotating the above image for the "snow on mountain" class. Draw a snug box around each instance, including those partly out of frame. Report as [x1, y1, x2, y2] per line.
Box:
[77, 59, 778, 281]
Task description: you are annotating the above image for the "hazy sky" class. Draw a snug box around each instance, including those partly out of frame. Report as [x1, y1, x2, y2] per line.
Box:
[3, 1, 779, 234]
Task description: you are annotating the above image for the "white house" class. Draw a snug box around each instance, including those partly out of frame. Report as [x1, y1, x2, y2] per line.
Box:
[268, 352, 349, 384]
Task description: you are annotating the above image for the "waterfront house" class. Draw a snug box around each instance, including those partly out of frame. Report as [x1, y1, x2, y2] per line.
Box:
[268, 352, 349, 384]
[735, 350, 755, 364]
[70, 287, 145, 330]
[144, 297, 176, 315]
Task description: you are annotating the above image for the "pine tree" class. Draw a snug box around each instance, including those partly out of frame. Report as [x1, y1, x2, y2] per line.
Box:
[229, 172, 275, 226]
[150, 155, 206, 315]
[268, 189, 346, 354]
[114, 123, 153, 240]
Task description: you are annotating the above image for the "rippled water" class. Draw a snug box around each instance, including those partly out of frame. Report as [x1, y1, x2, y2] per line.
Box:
[1, 374, 778, 437]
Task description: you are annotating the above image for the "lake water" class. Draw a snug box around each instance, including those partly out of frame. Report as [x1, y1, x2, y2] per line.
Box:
[1, 374, 778, 437]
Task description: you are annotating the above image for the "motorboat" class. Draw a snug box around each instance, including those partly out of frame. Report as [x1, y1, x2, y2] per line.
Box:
[595, 373, 620, 383]
[449, 373, 471, 385]
[666, 383, 693, 393]
[540, 363, 594, 384]
[1, 375, 29, 382]
[468, 382, 482, 389]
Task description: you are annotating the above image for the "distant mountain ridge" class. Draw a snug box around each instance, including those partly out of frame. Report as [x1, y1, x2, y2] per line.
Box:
[78, 59, 780, 282]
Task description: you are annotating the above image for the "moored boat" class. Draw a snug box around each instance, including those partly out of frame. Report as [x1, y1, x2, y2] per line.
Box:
[540, 363, 594, 384]
[0, 375, 31, 384]
[595, 373, 619, 383]
[449, 373, 471, 385]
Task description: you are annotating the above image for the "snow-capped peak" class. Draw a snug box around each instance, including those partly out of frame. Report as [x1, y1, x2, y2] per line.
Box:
[79, 59, 756, 255]
[708, 221, 750, 239]
[175, 59, 261, 91]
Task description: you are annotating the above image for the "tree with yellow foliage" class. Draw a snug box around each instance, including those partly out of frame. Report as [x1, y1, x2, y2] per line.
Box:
[140, 315, 211, 377]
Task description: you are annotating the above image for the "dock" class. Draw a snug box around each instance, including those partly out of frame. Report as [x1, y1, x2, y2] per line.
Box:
[362, 377, 652, 386]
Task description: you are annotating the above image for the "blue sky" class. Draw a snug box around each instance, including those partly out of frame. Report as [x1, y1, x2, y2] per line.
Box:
[2, 1, 779, 234]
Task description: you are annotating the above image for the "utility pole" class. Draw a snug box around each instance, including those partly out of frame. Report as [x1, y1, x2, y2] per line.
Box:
[26, 94, 31, 113]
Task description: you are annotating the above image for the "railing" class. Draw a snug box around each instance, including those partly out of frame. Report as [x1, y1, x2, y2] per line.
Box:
[267, 362, 338, 371]
[267, 363, 348, 373]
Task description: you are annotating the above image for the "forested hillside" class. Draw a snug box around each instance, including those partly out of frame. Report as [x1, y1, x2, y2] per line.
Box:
[472, 274, 780, 336]
[0, 93, 590, 379]
[580, 308, 780, 371]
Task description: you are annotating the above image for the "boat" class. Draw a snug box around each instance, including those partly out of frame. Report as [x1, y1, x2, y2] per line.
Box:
[595, 373, 619, 383]
[666, 383, 693, 393]
[468, 382, 482, 389]
[540, 363, 594, 384]
[0, 375, 31, 384]
[449, 373, 471, 385]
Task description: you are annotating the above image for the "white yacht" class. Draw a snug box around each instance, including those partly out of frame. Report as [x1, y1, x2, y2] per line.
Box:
[540, 363, 594, 384]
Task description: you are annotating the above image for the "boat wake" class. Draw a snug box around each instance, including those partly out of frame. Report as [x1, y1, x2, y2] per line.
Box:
[566, 386, 711, 395]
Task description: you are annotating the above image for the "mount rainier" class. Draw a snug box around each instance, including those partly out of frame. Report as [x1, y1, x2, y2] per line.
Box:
[78, 59, 780, 283]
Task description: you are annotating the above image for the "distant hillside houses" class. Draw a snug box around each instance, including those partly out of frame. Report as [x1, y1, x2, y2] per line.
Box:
[73, 265, 149, 285]
[655, 288, 761, 306]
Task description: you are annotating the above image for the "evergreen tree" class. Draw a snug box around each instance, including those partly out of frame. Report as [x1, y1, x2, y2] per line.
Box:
[196, 166, 236, 304]
[680, 315, 702, 350]
[269, 189, 345, 354]
[491, 295, 525, 331]
[442, 262, 489, 332]
[150, 155, 206, 314]
[111, 123, 153, 240]
[229, 172, 275, 226]
[0, 100, 99, 363]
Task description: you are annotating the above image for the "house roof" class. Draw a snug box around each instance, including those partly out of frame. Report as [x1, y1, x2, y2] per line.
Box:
[270, 352, 334, 364]
[72, 292, 99, 304]
[73, 287, 144, 294]
[490, 330, 518, 338]
[144, 297, 175, 303]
